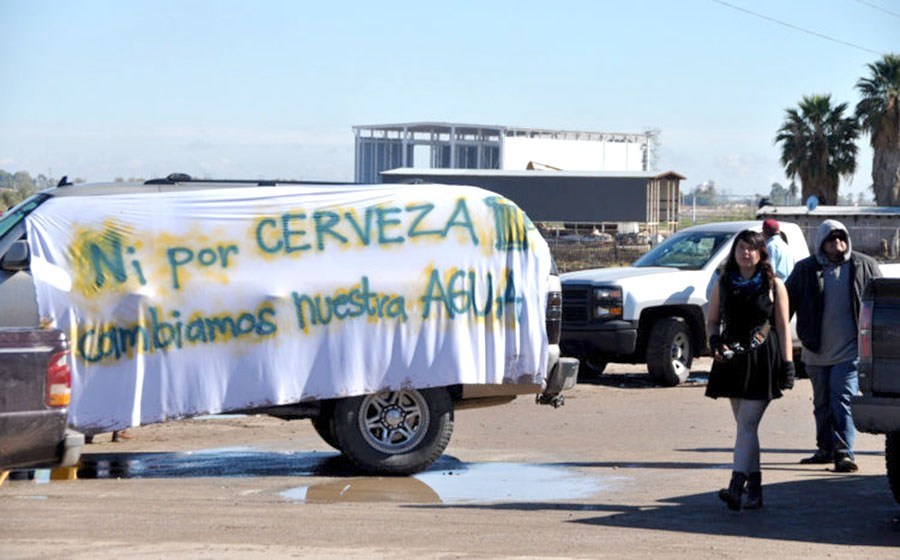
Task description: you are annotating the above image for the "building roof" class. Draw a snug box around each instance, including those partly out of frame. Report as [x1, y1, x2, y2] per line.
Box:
[353, 121, 505, 134]
[758, 205, 900, 217]
[382, 168, 685, 180]
[353, 121, 653, 142]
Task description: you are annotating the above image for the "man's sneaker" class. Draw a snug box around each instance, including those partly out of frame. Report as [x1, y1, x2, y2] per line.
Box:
[834, 456, 859, 473]
[799, 450, 832, 464]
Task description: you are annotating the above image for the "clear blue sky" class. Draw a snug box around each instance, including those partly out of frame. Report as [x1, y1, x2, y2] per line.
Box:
[1, 0, 897, 198]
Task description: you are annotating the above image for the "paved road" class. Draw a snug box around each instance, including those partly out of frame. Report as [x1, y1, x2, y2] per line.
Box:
[2, 359, 899, 558]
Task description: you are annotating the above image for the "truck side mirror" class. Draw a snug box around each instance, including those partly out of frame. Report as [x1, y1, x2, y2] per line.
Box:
[0, 240, 30, 272]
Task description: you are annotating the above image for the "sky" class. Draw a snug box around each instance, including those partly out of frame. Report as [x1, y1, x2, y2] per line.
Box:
[0, 0, 897, 198]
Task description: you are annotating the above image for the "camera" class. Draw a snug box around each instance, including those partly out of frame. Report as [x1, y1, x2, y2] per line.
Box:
[721, 342, 745, 361]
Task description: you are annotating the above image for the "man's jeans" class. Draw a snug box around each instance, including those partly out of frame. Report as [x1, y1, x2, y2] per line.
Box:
[805, 359, 859, 460]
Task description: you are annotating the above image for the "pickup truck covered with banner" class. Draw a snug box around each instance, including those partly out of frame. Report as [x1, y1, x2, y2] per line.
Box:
[1, 175, 577, 474]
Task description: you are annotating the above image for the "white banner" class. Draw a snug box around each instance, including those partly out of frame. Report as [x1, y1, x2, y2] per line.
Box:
[25, 184, 551, 433]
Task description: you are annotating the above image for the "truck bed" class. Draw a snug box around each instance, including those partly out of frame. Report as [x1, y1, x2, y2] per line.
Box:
[0, 328, 83, 470]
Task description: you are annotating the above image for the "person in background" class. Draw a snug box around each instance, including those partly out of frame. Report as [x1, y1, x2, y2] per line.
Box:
[762, 219, 794, 280]
[706, 230, 794, 510]
[786, 220, 881, 473]
[112, 429, 133, 442]
[84, 429, 134, 444]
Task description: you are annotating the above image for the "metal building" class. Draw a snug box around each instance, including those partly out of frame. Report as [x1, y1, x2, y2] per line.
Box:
[381, 168, 684, 235]
[354, 122, 657, 183]
[758, 205, 900, 256]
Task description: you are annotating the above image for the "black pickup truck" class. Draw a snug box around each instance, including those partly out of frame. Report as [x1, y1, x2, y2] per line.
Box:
[853, 278, 900, 504]
[0, 328, 84, 472]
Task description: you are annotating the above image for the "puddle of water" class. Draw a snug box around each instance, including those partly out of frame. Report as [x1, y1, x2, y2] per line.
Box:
[416, 462, 606, 503]
[192, 414, 248, 420]
[77, 447, 340, 479]
[6, 469, 52, 484]
[284, 477, 442, 504]
[56, 447, 612, 505]
[282, 459, 610, 504]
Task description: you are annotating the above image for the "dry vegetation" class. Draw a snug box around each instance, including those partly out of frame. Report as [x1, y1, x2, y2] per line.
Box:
[548, 241, 650, 273]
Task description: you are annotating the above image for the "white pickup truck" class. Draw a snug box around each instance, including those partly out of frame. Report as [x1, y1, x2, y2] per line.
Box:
[560, 221, 810, 386]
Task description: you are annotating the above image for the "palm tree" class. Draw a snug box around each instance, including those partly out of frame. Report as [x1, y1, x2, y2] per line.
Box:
[856, 53, 900, 206]
[775, 94, 859, 205]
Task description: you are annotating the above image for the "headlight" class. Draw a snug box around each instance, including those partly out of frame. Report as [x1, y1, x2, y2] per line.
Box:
[593, 287, 622, 300]
[592, 286, 622, 320]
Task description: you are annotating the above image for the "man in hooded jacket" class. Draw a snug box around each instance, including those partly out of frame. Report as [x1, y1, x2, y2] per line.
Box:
[785, 220, 881, 473]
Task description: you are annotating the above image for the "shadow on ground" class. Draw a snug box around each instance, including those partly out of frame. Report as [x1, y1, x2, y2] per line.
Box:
[68, 448, 900, 546]
[577, 371, 709, 389]
[582, 473, 899, 546]
[413, 473, 900, 547]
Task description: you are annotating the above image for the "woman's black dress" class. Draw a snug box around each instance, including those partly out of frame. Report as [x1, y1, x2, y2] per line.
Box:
[705, 271, 783, 401]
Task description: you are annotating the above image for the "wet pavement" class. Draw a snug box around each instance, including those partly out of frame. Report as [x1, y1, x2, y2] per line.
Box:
[5, 370, 900, 558]
[66, 448, 611, 504]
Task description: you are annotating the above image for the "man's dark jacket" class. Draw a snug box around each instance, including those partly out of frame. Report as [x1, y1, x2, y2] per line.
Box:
[785, 251, 880, 353]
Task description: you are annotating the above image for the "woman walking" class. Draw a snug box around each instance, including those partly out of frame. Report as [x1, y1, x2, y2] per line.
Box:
[706, 230, 794, 510]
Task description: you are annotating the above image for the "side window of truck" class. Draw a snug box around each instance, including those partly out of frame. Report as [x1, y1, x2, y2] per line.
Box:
[0, 195, 45, 327]
[0, 195, 45, 238]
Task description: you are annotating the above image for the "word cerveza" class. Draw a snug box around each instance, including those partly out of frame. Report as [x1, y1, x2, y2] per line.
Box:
[75, 270, 522, 363]
[78, 199, 485, 292]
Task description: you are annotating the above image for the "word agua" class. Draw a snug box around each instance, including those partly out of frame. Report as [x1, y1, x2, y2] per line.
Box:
[293, 269, 523, 332]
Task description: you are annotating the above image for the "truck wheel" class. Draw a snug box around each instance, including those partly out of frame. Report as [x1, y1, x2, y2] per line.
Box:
[311, 413, 340, 451]
[646, 317, 692, 386]
[332, 387, 453, 475]
[887, 431, 900, 504]
[578, 355, 608, 380]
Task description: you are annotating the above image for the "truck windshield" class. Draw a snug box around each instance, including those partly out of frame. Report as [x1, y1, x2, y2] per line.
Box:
[0, 194, 48, 239]
[633, 231, 733, 270]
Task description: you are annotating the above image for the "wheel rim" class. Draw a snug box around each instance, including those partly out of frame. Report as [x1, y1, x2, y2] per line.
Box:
[670, 332, 690, 376]
[357, 390, 430, 454]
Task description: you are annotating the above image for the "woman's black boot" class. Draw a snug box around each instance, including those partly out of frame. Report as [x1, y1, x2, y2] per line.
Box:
[718, 471, 747, 511]
[744, 472, 763, 509]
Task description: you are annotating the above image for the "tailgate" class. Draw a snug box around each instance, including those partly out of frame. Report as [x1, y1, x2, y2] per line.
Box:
[0, 328, 67, 413]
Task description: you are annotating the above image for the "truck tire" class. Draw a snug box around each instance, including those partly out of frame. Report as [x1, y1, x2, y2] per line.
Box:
[887, 431, 900, 504]
[311, 414, 340, 451]
[332, 387, 453, 475]
[646, 316, 692, 386]
[578, 355, 608, 380]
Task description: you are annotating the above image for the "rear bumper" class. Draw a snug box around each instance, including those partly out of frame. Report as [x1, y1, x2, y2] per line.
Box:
[544, 356, 580, 395]
[851, 395, 900, 434]
[0, 409, 83, 470]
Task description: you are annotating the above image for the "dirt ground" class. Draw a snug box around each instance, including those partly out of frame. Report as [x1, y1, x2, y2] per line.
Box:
[2, 359, 899, 559]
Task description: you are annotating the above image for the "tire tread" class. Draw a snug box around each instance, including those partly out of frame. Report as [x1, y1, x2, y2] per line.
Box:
[646, 316, 692, 386]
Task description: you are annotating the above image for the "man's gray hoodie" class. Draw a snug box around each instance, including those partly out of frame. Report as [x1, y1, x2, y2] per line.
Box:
[785, 219, 881, 358]
[814, 219, 852, 266]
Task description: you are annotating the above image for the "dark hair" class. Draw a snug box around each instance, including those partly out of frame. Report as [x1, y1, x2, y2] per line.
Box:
[723, 229, 775, 287]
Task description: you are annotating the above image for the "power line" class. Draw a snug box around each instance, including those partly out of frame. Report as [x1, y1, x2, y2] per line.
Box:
[711, 0, 883, 55]
[854, 0, 900, 20]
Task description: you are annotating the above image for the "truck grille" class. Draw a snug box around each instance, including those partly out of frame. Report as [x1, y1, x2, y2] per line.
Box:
[562, 286, 591, 325]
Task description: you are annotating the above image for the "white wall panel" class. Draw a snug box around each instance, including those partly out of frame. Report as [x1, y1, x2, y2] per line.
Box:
[501, 136, 645, 172]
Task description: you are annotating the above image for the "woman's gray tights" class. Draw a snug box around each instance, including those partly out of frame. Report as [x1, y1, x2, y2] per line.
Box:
[730, 398, 769, 473]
